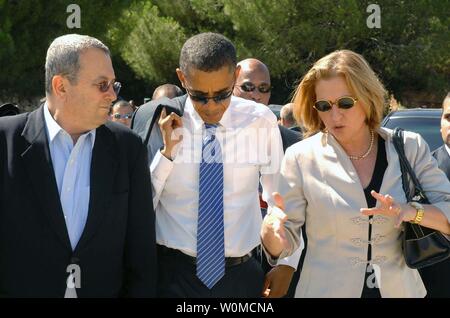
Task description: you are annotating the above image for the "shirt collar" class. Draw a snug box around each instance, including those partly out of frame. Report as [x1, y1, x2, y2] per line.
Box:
[43, 102, 96, 148]
[44, 102, 63, 143]
[445, 144, 450, 157]
[185, 95, 236, 131]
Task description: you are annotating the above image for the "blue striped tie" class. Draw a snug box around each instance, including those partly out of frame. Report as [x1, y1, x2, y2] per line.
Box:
[196, 123, 225, 289]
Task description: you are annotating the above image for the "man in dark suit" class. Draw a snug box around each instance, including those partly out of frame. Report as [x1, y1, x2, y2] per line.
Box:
[0, 34, 156, 297]
[425, 92, 450, 297]
[233, 58, 304, 298]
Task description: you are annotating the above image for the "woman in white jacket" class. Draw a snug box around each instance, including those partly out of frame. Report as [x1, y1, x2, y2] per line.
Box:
[261, 49, 450, 297]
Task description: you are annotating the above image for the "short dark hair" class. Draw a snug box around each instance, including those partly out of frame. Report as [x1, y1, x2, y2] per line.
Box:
[179, 33, 236, 75]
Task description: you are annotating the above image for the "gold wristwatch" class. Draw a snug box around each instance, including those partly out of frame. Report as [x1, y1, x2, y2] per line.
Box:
[409, 202, 425, 224]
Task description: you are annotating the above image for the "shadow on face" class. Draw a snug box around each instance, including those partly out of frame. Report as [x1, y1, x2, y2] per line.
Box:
[177, 65, 237, 124]
[233, 59, 271, 105]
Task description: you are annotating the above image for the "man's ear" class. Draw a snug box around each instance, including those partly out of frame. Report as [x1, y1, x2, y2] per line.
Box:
[176, 68, 186, 88]
[52, 75, 68, 99]
[234, 65, 241, 81]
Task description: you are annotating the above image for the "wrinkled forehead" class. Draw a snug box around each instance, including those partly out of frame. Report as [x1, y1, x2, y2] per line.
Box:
[184, 66, 235, 94]
[78, 48, 115, 80]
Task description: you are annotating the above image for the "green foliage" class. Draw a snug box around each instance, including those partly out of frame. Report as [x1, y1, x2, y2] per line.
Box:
[1, 0, 448, 106]
[109, 0, 448, 104]
[0, 0, 132, 102]
[109, 1, 186, 86]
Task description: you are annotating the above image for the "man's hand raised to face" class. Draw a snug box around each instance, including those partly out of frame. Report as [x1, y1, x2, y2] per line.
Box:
[159, 107, 183, 160]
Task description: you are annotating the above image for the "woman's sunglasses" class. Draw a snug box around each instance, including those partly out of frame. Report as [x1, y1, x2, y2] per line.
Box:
[238, 82, 271, 94]
[313, 96, 357, 112]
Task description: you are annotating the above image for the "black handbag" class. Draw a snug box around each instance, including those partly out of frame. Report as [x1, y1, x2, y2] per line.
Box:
[392, 128, 450, 269]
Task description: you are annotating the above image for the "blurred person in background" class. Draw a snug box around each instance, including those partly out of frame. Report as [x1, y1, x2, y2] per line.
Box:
[110, 99, 135, 128]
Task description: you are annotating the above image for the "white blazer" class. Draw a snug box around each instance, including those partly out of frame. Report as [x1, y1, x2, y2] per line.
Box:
[274, 127, 450, 298]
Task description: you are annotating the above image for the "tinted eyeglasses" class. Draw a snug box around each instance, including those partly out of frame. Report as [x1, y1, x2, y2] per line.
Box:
[94, 80, 121, 95]
[111, 112, 133, 119]
[313, 96, 358, 112]
[237, 82, 271, 94]
[186, 87, 233, 105]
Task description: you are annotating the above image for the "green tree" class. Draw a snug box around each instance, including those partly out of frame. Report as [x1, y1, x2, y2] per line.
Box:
[0, 0, 133, 104]
[2, 0, 448, 107]
[109, 1, 186, 88]
[111, 0, 448, 105]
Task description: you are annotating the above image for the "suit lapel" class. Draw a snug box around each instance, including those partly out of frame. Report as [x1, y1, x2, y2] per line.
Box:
[318, 132, 367, 208]
[75, 125, 118, 252]
[20, 106, 72, 251]
[436, 146, 450, 180]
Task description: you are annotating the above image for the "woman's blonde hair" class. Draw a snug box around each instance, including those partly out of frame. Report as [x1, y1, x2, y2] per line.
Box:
[292, 50, 387, 136]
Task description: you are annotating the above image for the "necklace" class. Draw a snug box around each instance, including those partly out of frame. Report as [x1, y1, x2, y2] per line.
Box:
[348, 130, 374, 160]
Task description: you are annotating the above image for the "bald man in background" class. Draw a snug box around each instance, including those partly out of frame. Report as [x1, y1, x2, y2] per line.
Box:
[233, 58, 304, 298]
[234, 58, 271, 105]
[234, 59, 299, 151]
[152, 84, 184, 100]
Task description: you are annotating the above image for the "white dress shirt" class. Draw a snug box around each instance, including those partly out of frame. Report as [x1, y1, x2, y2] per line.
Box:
[44, 103, 95, 251]
[151, 96, 285, 258]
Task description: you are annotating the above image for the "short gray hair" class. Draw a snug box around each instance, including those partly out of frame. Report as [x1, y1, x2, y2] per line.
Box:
[45, 34, 110, 94]
[281, 103, 295, 123]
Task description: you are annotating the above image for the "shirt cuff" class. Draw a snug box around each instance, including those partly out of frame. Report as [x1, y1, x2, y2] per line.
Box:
[150, 149, 174, 184]
[275, 237, 304, 270]
[262, 243, 291, 267]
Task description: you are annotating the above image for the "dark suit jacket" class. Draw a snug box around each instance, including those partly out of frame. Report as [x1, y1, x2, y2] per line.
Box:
[278, 125, 301, 152]
[419, 145, 450, 297]
[0, 106, 156, 297]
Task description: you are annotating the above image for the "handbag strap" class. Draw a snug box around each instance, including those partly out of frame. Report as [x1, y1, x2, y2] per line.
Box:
[392, 128, 412, 201]
[392, 128, 429, 236]
[392, 128, 430, 202]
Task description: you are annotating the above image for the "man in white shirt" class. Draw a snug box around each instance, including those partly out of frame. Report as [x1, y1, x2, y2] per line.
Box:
[150, 32, 283, 297]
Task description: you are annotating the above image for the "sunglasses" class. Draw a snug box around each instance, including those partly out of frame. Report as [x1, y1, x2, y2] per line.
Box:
[313, 96, 358, 112]
[238, 82, 271, 94]
[111, 112, 133, 119]
[186, 87, 233, 105]
[94, 80, 122, 95]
